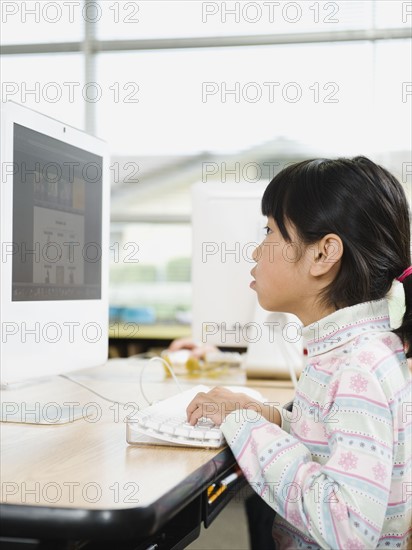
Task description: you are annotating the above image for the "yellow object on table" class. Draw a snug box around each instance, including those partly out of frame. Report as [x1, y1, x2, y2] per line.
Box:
[161, 351, 243, 378]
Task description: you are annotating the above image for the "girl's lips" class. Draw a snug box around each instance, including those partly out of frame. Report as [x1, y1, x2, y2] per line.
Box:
[250, 269, 256, 288]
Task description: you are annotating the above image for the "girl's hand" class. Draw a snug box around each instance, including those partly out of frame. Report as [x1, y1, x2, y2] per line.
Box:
[186, 387, 255, 427]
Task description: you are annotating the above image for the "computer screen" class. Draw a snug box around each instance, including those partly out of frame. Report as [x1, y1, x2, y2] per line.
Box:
[191, 181, 269, 348]
[12, 123, 102, 302]
[191, 181, 304, 380]
[0, 102, 109, 385]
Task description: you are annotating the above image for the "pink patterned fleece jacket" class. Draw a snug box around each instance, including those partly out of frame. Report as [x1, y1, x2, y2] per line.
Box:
[221, 299, 411, 549]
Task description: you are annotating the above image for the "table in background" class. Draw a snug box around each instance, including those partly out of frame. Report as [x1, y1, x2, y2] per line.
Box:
[109, 323, 192, 357]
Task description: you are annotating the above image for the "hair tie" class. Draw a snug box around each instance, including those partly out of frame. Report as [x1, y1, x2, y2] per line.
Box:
[396, 266, 412, 283]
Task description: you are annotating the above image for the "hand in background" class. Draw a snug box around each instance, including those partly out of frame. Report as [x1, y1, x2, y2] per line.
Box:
[167, 337, 218, 360]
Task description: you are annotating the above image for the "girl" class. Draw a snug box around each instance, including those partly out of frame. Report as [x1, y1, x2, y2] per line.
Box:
[187, 157, 411, 549]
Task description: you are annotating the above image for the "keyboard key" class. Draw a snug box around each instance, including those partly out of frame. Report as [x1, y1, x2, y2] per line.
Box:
[204, 430, 222, 441]
[174, 425, 191, 437]
[160, 424, 176, 435]
[146, 419, 161, 430]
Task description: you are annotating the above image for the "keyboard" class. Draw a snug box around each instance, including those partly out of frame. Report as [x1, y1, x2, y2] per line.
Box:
[126, 385, 225, 448]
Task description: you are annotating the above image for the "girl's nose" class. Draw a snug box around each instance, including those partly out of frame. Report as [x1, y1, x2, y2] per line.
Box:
[252, 243, 261, 263]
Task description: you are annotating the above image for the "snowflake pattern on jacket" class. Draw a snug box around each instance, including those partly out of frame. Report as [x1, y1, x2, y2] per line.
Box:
[221, 299, 412, 549]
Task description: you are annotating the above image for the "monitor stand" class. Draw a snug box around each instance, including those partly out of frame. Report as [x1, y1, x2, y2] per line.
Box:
[0, 377, 92, 424]
[0, 403, 87, 424]
[243, 306, 303, 387]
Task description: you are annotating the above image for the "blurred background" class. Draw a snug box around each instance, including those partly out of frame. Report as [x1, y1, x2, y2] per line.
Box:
[1, 0, 411, 337]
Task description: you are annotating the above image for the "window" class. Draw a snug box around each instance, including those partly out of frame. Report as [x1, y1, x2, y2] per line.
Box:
[2, 0, 411, 325]
[1, 54, 85, 130]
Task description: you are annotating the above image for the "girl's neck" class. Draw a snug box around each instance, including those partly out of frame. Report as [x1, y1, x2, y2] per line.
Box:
[298, 303, 338, 328]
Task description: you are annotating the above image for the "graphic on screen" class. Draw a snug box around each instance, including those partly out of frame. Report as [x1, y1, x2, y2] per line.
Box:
[12, 124, 102, 301]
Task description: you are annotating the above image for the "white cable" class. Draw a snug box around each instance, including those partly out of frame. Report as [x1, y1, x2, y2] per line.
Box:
[131, 355, 184, 406]
[59, 374, 129, 406]
[61, 356, 185, 409]
[153, 356, 184, 392]
[136, 361, 153, 406]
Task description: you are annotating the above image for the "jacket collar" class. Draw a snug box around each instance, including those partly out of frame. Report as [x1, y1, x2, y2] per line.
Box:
[302, 299, 391, 357]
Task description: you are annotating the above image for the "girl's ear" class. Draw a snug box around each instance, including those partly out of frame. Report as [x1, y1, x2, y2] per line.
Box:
[309, 234, 343, 277]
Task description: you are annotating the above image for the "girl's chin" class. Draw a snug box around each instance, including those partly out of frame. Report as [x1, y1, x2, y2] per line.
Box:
[257, 297, 293, 315]
[256, 296, 276, 311]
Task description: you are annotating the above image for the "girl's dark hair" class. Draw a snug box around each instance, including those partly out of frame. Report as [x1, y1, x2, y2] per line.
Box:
[261, 156, 412, 357]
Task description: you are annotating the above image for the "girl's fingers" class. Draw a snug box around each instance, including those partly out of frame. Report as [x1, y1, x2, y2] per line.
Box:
[187, 404, 207, 426]
[168, 337, 197, 351]
[186, 392, 208, 423]
[186, 388, 241, 425]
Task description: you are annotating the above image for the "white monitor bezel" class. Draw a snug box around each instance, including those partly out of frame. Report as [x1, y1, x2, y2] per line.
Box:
[191, 181, 268, 348]
[0, 102, 110, 385]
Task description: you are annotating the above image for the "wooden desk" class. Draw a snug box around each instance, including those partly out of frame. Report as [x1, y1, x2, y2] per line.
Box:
[0, 360, 295, 549]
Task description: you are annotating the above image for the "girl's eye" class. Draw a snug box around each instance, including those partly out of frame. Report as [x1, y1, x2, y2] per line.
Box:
[264, 226, 272, 236]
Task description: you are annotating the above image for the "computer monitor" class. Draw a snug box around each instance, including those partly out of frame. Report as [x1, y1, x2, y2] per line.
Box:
[191, 181, 267, 348]
[191, 181, 304, 382]
[0, 102, 110, 386]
